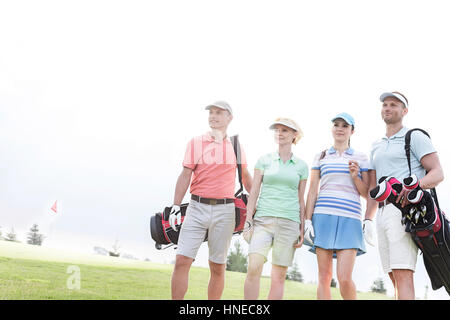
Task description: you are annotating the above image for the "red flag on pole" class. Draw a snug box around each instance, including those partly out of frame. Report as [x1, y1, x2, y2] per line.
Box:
[51, 201, 57, 213]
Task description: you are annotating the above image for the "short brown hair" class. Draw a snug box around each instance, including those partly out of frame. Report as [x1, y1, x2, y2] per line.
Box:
[392, 91, 409, 107]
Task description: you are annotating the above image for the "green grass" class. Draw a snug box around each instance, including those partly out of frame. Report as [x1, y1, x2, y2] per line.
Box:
[0, 241, 390, 300]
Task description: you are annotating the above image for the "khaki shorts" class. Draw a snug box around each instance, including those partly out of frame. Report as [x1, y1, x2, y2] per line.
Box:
[376, 204, 418, 273]
[248, 216, 300, 267]
[177, 199, 235, 264]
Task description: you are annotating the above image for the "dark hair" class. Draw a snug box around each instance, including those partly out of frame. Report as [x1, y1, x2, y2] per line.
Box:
[333, 119, 355, 131]
[349, 125, 354, 147]
[319, 149, 326, 160]
[392, 91, 409, 107]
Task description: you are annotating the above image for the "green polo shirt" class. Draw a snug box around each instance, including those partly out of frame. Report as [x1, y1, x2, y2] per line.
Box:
[254, 152, 309, 223]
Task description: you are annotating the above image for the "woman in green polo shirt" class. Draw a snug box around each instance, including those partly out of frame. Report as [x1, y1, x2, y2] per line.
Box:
[243, 117, 309, 300]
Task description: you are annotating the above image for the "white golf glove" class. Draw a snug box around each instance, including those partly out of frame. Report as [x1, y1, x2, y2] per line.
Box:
[168, 205, 182, 232]
[304, 219, 315, 245]
[363, 219, 375, 247]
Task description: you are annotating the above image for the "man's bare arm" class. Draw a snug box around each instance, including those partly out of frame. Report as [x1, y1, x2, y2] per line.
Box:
[242, 167, 253, 194]
[173, 167, 193, 205]
[419, 152, 444, 189]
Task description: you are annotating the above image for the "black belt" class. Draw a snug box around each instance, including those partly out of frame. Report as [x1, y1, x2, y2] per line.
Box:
[379, 201, 392, 208]
[191, 194, 234, 205]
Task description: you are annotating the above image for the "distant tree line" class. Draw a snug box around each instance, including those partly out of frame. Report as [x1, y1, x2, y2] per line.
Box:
[92, 239, 138, 260]
[0, 224, 390, 294]
[371, 277, 387, 294]
[226, 241, 247, 273]
[0, 224, 45, 245]
[224, 240, 388, 294]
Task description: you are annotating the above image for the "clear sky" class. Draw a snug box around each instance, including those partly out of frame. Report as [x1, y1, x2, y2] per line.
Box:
[1, 0, 449, 299]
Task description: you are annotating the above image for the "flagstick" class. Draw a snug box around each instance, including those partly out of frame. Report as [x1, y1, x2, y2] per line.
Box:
[48, 218, 54, 240]
[47, 200, 58, 244]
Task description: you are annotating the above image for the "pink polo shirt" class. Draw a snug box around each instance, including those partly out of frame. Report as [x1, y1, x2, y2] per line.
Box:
[182, 133, 247, 199]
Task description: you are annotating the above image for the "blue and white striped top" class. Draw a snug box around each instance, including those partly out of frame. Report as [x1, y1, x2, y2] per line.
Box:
[311, 147, 369, 220]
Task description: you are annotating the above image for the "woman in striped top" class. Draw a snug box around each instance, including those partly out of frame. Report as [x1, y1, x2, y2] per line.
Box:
[304, 112, 370, 300]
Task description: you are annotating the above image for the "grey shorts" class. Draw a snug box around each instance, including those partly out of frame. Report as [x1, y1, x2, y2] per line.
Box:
[248, 216, 300, 267]
[176, 199, 235, 264]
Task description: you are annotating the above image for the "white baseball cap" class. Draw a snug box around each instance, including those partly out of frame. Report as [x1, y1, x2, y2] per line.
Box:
[205, 101, 233, 115]
[380, 92, 409, 108]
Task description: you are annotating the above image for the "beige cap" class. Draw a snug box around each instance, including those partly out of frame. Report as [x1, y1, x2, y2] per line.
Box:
[269, 118, 300, 132]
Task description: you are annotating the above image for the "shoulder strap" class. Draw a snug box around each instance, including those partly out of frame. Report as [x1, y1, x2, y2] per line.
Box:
[231, 135, 243, 197]
[404, 128, 441, 211]
[405, 128, 430, 176]
[319, 149, 327, 161]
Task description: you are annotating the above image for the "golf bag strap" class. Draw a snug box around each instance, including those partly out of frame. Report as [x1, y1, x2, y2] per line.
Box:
[231, 135, 244, 197]
[405, 128, 441, 211]
[405, 128, 430, 176]
[319, 149, 327, 161]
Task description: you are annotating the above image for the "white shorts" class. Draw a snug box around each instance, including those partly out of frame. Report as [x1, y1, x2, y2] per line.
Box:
[376, 204, 418, 273]
[176, 199, 235, 264]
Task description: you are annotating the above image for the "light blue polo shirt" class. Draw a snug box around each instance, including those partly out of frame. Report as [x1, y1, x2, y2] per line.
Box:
[369, 127, 436, 183]
[254, 152, 309, 223]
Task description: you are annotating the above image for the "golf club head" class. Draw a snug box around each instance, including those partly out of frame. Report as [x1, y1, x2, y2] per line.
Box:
[370, 180, 392, 201]
[386, 176, 403, 194]
[403, 174, 419, 190]
[407, 188, 424, 204]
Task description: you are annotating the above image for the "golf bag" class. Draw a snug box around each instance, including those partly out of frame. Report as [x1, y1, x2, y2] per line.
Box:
[150, 135, 248, 250]
[150, 203, 189, 250]
[404, 129, 450, 295]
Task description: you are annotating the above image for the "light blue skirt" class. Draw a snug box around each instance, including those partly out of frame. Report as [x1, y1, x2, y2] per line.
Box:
[308, 214, 366, 258]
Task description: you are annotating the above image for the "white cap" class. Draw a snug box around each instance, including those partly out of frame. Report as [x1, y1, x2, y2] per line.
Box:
[380, 92, 409, 108]
[205, 101, 233, 115]
[269, 118, 300, 132]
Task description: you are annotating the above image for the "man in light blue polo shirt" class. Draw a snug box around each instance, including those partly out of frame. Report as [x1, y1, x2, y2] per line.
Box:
[364, 91, 444, 300]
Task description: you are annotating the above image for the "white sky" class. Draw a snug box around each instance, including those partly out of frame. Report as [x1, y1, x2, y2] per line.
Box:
[1, 0, 449, 299]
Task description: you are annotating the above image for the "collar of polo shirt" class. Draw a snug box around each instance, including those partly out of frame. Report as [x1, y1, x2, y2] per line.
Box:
[271, 152, 298, 164]
[383, 126, 408, 140]
[328, 146, 354, 155]
[205, 132, 229, 142]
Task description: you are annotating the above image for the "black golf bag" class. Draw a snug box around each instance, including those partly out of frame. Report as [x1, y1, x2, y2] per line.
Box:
[150, 203, 189, 250]
[409, 197, 450, 294]
[150, 135, 248, 250]
[404, 129, 450, 295]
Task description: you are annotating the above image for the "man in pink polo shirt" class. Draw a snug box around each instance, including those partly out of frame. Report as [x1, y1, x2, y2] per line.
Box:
[169, 101, 253, 300]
